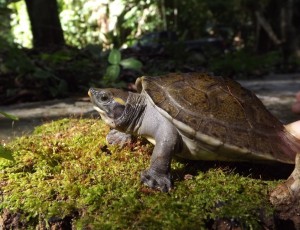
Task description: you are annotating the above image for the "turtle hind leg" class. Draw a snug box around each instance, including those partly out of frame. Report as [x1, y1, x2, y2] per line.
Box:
[270, 153, 300, 206]
[270, 153, 300, 229]
[290, 153, 300, 194]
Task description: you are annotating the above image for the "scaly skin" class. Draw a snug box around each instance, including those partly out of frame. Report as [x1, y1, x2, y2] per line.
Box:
[270, 154, 300, 205]
[106, 129, 132, 147]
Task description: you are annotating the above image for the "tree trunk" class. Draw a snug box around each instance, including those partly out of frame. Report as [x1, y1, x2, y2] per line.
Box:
[255, 0, 299, 62]
[25, 0, 65, 49]
[255, 0, 282, 53]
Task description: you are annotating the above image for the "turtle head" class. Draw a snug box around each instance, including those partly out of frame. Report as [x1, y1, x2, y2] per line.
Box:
[88, 88, 129, 128]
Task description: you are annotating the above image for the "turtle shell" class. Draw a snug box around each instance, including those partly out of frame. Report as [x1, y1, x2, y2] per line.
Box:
[136, 72, 300, 163]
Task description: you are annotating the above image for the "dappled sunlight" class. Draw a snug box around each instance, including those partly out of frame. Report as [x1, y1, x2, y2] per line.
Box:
[0, 0, 300, 228]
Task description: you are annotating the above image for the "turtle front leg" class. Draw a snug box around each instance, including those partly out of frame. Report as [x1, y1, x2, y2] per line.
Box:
[270, 153, 300, 205]
[141, 129, 181, 192]
[141, 144, 173, 192]
[137, 103, 181, 192]
[106, 129, 132, 147]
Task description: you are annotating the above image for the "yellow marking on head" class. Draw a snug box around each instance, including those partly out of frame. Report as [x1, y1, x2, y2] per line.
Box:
[113, 97, 126, 105]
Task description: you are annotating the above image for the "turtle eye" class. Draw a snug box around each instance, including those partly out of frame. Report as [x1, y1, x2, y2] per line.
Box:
[100, 94, 109, 102]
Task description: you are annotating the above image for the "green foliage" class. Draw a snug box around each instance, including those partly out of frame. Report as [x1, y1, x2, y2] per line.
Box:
[0, 145, 14, 161]
[1, 0, 278, 62]
[0, 40, 69, 99]
[0, 111, 19, 160]
[0, 118, 278, 229]
[7, 0, 32, 47]
[108, 49, 122, 65]
[0, 111, 18, 120]
[8, 0, 162, 49]
[0, 39, 107, 102]
[209, 50, 281, 77]
[0, 109, 16, 161]
[103, 49, 142, 86]
[120, 57, 143, 70]
[58, 0, 102, 48]
[4, 0, 284, 72]
[0, 1, 13, 43]
[103, 0, 162, 48]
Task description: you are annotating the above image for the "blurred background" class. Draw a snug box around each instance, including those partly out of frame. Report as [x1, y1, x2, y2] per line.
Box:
[0, 0, 299, 105]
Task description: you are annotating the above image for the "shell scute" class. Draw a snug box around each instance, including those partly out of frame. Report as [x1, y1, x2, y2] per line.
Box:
[137, 72, 300, 163]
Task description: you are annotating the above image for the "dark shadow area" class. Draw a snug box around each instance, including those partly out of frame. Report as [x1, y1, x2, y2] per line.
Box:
[173, 158, 294, 182]
[173, 159, 299, 230]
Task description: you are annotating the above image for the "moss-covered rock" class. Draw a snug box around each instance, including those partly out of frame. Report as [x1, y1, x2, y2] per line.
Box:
[0, 118, 285, 229]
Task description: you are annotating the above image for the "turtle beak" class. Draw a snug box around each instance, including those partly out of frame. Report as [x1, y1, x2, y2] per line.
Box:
[88, 88, 99, 102]
[88, 88, 94, 98]
[88, 88, 98, 105]
[88, 88, 106, 115]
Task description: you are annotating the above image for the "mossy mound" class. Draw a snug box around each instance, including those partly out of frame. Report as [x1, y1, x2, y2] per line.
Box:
[0, 118, 280, 229]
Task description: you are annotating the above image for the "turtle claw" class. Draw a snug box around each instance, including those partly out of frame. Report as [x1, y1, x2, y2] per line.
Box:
[270, 176, 297, 205]
[106, 129, 132, 147]
[141, 169, 172, 192]
[270, 154, 300, 206]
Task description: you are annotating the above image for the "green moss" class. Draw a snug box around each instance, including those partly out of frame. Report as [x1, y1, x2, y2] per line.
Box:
[0, 118, 279, 229]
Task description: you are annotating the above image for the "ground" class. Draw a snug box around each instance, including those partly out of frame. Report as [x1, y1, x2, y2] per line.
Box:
[0, 118, 298, 229]
[0, 74, 300, 229]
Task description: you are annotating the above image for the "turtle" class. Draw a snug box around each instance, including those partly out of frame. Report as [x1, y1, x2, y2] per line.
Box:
[88, 72, 300, 203]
